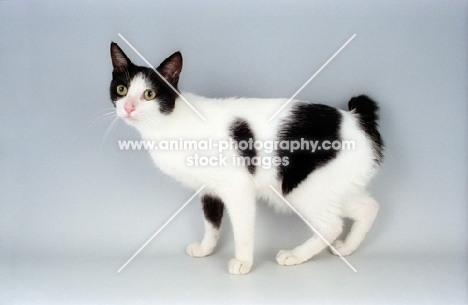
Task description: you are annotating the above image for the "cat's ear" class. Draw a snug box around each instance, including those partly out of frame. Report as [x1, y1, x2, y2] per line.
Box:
[110, 42, 131, 73]
[157, 51, 182, 87]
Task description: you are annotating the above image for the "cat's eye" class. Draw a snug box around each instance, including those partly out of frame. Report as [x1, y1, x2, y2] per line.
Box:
[144, 89, 156, 101]
[116, 85, 128, 96]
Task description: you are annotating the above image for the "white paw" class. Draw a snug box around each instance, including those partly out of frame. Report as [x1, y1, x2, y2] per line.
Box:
[330, 240, 354, 256]
[276, 250, 306, 266]
[186, 242, 213, 258]
[228, 259, 252, 275]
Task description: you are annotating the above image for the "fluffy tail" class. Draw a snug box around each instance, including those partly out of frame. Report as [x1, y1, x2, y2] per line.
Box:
[348, 95, 379, 124]
[348, 95, 384, 164]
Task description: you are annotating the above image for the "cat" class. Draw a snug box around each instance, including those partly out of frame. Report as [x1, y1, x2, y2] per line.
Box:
[109, 42, 383, 275]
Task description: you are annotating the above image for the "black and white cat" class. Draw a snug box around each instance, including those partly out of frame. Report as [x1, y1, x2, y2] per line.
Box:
[109, 42, 383, 275]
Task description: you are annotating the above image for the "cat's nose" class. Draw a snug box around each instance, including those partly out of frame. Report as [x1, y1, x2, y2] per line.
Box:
[124, 102, 135, 114]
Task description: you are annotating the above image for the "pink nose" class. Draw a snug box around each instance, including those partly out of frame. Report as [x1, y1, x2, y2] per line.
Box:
[124, 102, 135, 115]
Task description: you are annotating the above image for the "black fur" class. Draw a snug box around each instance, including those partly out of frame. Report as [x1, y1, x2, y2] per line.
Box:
[348, 95, 384, 164]
[277, 103, 342, 195]
[229, 118, 257, 175]
[109, 42, 180, 114]
[202, 194, 225, 229]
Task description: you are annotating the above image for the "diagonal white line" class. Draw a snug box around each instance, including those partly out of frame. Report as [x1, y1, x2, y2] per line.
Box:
[117, 185, 206, 273]
[268, 34, 356, 121]
[268, 185, 357, 272]
[118, 33, 207, 122]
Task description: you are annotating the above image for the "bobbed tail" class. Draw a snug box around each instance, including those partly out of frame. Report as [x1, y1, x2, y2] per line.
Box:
[348, 95, 384, 164]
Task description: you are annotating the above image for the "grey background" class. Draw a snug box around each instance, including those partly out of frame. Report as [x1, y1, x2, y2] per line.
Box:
[1, 0, 467, 304]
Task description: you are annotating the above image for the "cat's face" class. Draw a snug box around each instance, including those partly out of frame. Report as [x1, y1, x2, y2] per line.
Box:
[109, 43, 182, 127]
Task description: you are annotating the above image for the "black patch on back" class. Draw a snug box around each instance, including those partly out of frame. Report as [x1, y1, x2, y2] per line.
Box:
[202, 194, 225, 229]
[229, 118, 256, 175]
[348, 95, 384, 164]
[277, 103, 342, 195]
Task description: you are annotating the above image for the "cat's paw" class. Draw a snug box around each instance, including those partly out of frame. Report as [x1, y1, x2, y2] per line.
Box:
[330, 240, 354, 256]
[228, 259, 252, 275]
[186, 242, 213, 258]
[276, 250, 307, 266]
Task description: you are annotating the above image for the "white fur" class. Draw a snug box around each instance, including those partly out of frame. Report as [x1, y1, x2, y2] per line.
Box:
[115, 74, 380, 274]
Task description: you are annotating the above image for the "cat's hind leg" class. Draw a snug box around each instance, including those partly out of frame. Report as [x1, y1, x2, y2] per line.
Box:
[331, 191, 379, 256]
[276, 218, 343, 266]
[187, 194, 224, 258]
[276, 191, 343, 266]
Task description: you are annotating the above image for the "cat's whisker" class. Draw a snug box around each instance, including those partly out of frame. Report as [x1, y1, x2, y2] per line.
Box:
[96, 107, 116, 114]
[141, 114, 160, 129]
[92, 107, 116, 117]
[99, 116, 119, 153]
[88, 111, 116, 128]
[132, 112, 159, 129]
[87, 107, 116, 125]
[133, 113, 149, 129]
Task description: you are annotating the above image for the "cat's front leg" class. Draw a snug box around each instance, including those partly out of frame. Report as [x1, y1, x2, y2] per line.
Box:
[223, 190, 256, 275]
[187, 219, 220, 257]
[187, 194, 224, 258]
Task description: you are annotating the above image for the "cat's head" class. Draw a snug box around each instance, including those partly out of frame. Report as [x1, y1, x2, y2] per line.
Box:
[110, 42, 182, 127]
